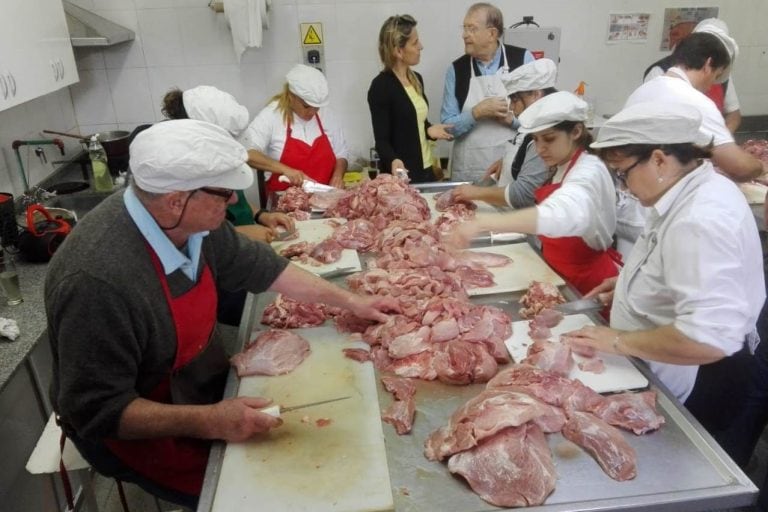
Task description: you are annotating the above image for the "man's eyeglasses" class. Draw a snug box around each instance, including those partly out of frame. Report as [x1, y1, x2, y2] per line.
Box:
[199, 187, 235, 201]
[462, 24, 489, 35]
[612, 160, 642, 188]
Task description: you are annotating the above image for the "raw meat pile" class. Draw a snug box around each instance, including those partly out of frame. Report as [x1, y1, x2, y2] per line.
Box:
[742, 139, 768, 164]
[275, 186, 311, 213]
[230, 329, 311, 377]
[424, 363, 665, 507]
[325, 174, 431, 226]
[261, 294, 328, 329]
[278, 239, 343, 265]
[519, 280, 566, 318]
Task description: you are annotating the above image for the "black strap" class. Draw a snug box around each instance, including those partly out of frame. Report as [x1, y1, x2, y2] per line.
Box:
[116, 479, 131, 512]
[58, 430, 76, 511]
[510, 133, 533, 180]
[453, 44, 527, 111]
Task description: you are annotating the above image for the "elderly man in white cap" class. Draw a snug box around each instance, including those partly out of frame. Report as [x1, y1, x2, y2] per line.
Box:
[450, 91, 620, 297]
[452, 58, 557, 208]
[644, 18, 742, 133]
[619, 29, 765, 257]
[241, 64, 349, 195]
[564, 101, 764, 465]
[45, 119, 396, 508]
[161, 85, 294, 246]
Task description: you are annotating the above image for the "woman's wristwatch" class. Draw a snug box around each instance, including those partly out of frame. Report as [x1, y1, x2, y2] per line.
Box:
[253, 209, 267, 225]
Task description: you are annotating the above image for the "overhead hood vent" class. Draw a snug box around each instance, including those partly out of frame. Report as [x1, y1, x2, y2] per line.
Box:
[63, 1, 135, 47]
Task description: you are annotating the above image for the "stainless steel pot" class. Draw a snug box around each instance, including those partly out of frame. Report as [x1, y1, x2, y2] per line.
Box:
[43, 129, 131, 158]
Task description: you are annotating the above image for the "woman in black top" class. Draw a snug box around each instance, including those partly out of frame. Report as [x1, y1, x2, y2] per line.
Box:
[367, 14, 453, 183]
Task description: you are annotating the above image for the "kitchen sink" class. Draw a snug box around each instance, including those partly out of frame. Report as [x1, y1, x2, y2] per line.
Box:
[45, 191, 113, 219]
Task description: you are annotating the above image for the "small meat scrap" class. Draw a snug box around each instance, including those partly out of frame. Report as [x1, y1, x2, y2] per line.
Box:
[519, 281, 566, 319]
[315, 418, 332, 428]
[382, 397, 416, 435]
[308, 238, 343, 264]
[561, 411, 637, 481]
[288, 209, 311, 221]
[523, 339, 573, 376]
[455, 250, 511, 268]
[280, 241, 314, 259]
[578, 357, 605, 374]
[343, 348, 371, 363]
[381, 376, 416, 401]
[591, 391, 665, 435]
[230, 329, 310, 377]
[261, 294, 327, 329]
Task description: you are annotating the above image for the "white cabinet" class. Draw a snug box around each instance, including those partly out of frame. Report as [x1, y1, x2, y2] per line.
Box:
[0, 0, 78, 111]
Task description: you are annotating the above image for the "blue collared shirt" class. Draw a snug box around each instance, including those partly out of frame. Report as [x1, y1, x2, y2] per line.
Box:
[123, 187, 208, 282]
[440, 45, 534, 137]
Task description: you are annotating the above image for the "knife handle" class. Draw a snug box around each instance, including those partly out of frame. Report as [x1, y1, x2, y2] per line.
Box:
[259, 405, 281, 418]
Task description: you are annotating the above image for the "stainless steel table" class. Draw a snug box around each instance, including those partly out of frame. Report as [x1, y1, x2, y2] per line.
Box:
[199, 212, 757, 512]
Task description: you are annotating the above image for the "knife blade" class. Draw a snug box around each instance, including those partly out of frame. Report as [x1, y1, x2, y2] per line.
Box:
[259, 396, 351, 418]
[273, 229, 297, 242]
[318, 266, 357, 279]
[554, 297, 603, 315]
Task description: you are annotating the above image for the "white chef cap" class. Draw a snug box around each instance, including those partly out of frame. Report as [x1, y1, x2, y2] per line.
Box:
[502, 58, 557, 96]
[130, 119, 253, 194]
[517, 91, 588, 134]
[286, 64, 329, 107]
[182, 85, 250, 138]
[591, 102, 712, 148]
[693, 18, 738, 83]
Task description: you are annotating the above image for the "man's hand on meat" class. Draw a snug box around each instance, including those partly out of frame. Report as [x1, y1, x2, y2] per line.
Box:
[281, 167, 305, 186]
[347, 295, 401, 324]
[259, 211, 295, 233]
[561, 325, 625, 356]
[208, 396, 283, 442]
[583, 276, 617, 307]
[446, 219, 480, 249]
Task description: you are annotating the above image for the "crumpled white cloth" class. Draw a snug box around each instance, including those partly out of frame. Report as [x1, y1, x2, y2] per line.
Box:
[0, 317, 20, 341]
[224, 0, 271, 62]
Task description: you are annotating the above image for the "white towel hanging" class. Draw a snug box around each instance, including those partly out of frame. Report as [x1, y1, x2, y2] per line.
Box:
[224, 0, 270, 61]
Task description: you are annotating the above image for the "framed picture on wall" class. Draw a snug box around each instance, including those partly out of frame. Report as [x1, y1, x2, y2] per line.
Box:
[607, 13, 650, 43]
[660, 7, 719, 50]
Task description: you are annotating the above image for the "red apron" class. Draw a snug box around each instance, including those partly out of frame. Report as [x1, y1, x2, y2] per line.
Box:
[534, 149, 621, 296]
[104, 248, 218, 496]
[705, 83, 726, 114]
[265, 114, 337, 194]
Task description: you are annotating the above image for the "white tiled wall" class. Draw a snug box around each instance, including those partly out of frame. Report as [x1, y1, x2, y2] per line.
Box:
[2, 0, 767, 199]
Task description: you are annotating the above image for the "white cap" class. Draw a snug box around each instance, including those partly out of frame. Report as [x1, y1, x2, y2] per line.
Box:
[517, 91, 588, 134]
[130, 119, 253, 194]
[692, 18, 738, 83]
[182, 86, 250, 138]
[591, 102, 712, 149]
[502, 58, 557, 96]
[286, 64, 329, 107]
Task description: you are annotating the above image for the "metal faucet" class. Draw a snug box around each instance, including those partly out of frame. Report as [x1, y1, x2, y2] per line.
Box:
[11, 138, 65, 191]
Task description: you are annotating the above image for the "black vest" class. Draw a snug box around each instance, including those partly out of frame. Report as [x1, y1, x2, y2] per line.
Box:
[452, 44, 527, 111]
[509, 133, 533, 180]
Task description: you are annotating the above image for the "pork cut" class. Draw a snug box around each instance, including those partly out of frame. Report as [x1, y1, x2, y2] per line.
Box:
[275, 186, 311, 212]
[230, 329, 310, 377]
[447, 424, 557, 508]
[381, 397, 416, 435]
[523, 339, 573, 376]
[261, 294, 327, 329]
[591, 391, 665, 435]
[381, 376, 416, 401]
[561, 411, 637, 481]
[342, 348, 371, 363]
[519, 281, 566, 319]
[331, 218, 377, 251]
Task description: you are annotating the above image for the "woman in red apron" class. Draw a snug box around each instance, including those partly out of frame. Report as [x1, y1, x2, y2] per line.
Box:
[242, 64, 348, 198]
[450, 91, 620, 296]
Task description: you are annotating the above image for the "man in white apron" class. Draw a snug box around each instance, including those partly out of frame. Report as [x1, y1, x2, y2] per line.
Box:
[440, 2, 533, 183]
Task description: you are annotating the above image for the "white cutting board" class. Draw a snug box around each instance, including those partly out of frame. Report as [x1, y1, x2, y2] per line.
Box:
[211, 329, 393, 512]
[465, 244, 565, 296]
[421, 191, 499, 217]
[505, 314, 649, 393]
[272, 218, 362, 276]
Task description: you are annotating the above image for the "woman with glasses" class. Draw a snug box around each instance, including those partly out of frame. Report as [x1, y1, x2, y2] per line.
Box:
[564, 101, 763, 461]
[451, 58, 557, 208]
[161, 86, 294, 245]
[367, 14, 453, 183]
[450, 91, 620, 297]
[241, 64, 349, 195]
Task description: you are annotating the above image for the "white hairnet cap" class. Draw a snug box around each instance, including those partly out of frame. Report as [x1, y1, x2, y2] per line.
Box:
[182, 86, 250, 138]
[693, 18, 738, 83]
[591, 102, 712, 149]
[130, 119, 253, 194]
[502, 58, 557, 96]
[286, 64, 329, 107]
[517, 91, 588, 134]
